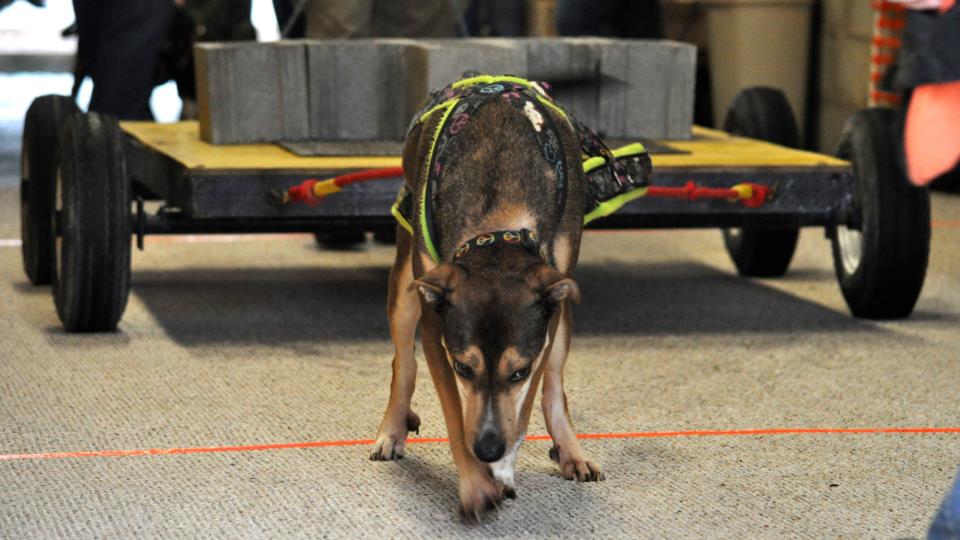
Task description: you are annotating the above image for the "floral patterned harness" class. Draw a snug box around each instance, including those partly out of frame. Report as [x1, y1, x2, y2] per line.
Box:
[392, 74, 652, 264]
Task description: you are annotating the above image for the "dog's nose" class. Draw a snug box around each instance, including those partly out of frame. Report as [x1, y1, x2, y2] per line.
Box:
[473, 431, 506, 462]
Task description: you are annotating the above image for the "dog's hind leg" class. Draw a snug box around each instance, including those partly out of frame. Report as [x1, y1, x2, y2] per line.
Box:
[370, 226, 422, 461]
[541, 301, 605, 481]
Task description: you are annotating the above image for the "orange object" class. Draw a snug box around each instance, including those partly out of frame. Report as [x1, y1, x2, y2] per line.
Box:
[902, 0, 960, 186]
[904, 81, 960, 185]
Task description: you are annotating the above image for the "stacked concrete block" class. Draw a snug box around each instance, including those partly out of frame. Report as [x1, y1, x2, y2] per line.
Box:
[405, 39, 529, 109]
[597, 40, 696, 140]
[307, 39, 419, 141]
[458, 37, 696, 140]
[196, 37, 696, 144]
[524, 37, 610, 131]
[195, 41, 309, 144]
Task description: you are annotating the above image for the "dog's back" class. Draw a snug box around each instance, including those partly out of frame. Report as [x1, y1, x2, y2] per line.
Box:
[403, 96, 586, 267]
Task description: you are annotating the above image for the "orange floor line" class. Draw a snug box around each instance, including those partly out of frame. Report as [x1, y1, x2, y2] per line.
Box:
[1, 427, 958, 462]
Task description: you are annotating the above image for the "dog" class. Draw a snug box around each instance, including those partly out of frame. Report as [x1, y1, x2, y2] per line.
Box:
[369, 75, 648, 518]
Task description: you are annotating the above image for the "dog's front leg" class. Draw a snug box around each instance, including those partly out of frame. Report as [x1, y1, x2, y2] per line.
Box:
[420, 311, 504, 519]
[541, 301, 605, 481]
[371, 228, 422, 461]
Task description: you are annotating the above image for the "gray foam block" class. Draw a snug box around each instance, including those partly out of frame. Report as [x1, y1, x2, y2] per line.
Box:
[197, 38, 695, 144]
[307, 39, 418, 141]
[406, 39, 529, 104]
[597, 40, 696, 140]
[196, 41, 309, 144]
[523, 37, 614, 130]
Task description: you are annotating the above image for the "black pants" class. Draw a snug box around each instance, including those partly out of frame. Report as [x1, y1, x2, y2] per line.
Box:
[556, 0, 662, 39]
[73, 0, 173, 120]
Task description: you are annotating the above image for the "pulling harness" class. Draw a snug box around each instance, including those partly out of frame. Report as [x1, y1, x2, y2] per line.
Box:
[392, 74, 652, 265]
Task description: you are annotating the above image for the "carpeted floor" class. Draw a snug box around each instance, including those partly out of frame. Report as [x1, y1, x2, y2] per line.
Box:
[1, 184, 959, 538]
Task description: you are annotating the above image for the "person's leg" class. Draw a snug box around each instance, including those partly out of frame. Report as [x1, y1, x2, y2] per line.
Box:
[82, 0, 173, 120]
[613, 0, 662, 39]
[374, 0, 455, 38]
[273, 0, 306, 38]
[305, 0, 373, 38]
[556, 0, 619, 36]
[464, 0, 526, 37]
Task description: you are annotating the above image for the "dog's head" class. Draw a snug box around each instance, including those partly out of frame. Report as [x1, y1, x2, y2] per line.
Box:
[412, 249, 579, 463]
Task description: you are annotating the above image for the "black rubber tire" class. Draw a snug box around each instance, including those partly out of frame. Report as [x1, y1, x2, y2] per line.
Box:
[20, 95, 80, 285]
[721, 87, 801, 277]
[53, 113, 131, 332]
[372, 227, 397, 245]
[831, 108, 930, 319]
[314, 230, 367, 248]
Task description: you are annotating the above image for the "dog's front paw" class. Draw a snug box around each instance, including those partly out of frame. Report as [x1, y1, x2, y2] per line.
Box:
[561, 457, 605, 482]
[458, 474, 505, 523]
[369, 433, 406, 461]
[551, 445, 605, 482]
[369, 410, 421, 461]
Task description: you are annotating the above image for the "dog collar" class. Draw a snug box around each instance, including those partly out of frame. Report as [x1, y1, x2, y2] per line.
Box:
[453, 229, 544, 261]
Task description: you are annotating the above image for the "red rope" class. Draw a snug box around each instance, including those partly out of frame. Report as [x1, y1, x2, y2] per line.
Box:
[645, 181, 770, 208]
[331, 166, 405, 187]
[285, 167, 404, 205]
[284, 171, 770, 209]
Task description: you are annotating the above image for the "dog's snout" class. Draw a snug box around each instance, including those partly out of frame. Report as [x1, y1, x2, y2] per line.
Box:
[473, 431, 506, 462]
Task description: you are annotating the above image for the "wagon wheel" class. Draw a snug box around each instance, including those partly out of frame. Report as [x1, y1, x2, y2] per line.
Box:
[53, 112, 132, 332]
[20, 95, 80, 285]
[315, 230, 367, 248]
[721, 87, 801, 277]
[831, 108, 929, 319]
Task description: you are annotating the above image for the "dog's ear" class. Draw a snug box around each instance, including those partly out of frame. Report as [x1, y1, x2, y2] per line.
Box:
[410, 264, 465, 305]
[545, 277, 581, 304]
[528, 265, 581, 305]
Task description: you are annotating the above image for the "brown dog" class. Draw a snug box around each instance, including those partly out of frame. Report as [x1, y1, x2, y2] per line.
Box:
[369, 76, 605, 518]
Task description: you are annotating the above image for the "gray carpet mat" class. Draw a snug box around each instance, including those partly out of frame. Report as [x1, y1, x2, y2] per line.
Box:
[2, 188, 960, 537]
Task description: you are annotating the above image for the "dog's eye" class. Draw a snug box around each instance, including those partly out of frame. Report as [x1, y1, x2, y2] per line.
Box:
[453, 361, 474, 380]
[509, 366, 531, 382]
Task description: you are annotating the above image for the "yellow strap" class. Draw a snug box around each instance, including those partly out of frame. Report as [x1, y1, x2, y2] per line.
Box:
[451, 74, 536, 90]
[418, 100, 458, 263]
[391, 200, 414, 234]
[583, 187, 648, 225]
[582, 142, 649, 174]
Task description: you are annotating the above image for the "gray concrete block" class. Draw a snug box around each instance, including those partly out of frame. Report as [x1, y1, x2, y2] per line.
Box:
[197, 38, 695, 144]
[523, 37, 614, 130]
[597, 40, 696, 140]
[406, 39, 528, 104]
[196, 41, 309, 144]
[307, 39, 419, 141]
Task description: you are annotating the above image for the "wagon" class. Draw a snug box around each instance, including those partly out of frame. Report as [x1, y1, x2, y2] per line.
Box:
[19, 87, 929, 332]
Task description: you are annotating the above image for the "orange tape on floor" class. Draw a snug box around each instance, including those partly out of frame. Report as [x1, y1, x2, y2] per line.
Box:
[2, 427, 958, 461]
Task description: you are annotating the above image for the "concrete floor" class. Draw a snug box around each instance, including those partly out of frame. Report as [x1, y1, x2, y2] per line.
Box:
[1, 171, 959, 536]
